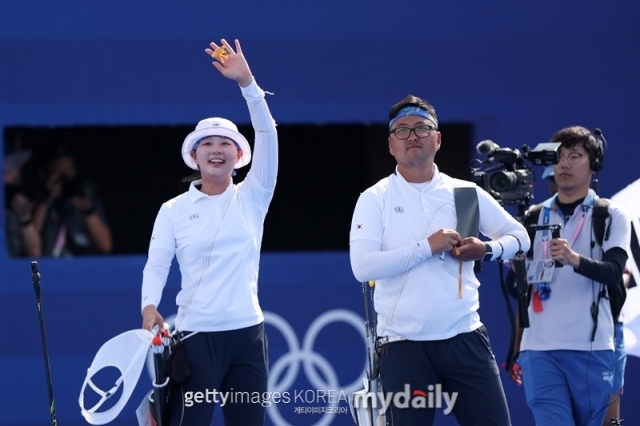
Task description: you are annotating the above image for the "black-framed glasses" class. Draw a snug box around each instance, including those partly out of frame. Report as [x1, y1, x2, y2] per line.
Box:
[557, 152, 584, 166]
[389, 125, 436, 140]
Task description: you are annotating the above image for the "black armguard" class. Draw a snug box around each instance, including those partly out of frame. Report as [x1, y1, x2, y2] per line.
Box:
[574, 247, 628, 287]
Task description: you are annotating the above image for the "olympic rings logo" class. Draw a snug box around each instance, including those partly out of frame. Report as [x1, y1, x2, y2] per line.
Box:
[264, 309, 367, 426]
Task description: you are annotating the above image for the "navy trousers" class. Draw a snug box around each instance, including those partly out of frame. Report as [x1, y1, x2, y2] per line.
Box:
[168, 322, 268, 426]
[380, 325, 511, 426]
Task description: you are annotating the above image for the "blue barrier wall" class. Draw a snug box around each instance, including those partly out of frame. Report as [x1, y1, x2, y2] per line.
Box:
[3, 253, 640, 425]
[2, 1, 640, 424]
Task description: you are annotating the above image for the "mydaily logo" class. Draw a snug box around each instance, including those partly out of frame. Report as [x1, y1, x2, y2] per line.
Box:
[352, 384, 458, 415]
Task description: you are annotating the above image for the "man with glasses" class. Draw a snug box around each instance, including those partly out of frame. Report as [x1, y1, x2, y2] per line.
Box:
[349, 95, 529, 425]
[510, 126, 630, 426]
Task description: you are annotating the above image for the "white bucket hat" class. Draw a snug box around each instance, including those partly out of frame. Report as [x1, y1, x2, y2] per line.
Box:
[181, 117, 251, 170]
[79, 329, 154, 425]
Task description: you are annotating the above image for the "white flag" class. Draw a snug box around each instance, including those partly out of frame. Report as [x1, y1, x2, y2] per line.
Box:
[610, 178, 640, 358]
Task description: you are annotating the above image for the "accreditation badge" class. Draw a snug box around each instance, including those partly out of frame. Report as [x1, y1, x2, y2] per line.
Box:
[526, 259, 555, 283]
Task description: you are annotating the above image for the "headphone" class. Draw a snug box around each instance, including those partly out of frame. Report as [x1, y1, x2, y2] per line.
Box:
[590, 128, 606, 173]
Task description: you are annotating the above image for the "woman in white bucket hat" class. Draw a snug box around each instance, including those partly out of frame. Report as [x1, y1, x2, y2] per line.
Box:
[140, 39, 277, 426]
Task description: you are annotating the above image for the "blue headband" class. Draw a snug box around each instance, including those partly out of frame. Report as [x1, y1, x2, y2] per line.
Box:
[389, 106, 438, 129]
[192, 136, 241, 152]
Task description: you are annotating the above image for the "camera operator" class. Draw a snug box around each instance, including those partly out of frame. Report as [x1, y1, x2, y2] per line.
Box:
[32, 147, 112, 257]
[510, 126, 630, 426]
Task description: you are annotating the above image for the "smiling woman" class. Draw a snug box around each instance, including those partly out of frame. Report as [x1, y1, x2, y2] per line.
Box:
[138, 38, 280, 426]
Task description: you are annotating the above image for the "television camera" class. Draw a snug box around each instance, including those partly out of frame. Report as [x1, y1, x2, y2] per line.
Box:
[471, 140, 561, 218]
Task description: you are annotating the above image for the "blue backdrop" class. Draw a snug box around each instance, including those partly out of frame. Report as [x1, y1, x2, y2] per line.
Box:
[1, 1, 640, 425]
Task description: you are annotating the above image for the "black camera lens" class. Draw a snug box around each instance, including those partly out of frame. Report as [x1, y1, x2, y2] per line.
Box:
[489, 171, 519, 193]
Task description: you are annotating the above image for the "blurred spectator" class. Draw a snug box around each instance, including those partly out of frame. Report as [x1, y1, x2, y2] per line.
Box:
[541, 165, 558, 195]
[4, 150, 41, 257]
[32, 147, 112, 257]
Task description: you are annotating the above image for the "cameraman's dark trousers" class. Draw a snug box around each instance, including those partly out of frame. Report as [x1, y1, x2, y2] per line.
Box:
[169, 322, 268, 426]
[380, 325, 511, 426]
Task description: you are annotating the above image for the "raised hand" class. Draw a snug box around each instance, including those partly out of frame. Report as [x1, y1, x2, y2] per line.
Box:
[44, 172, 63, 203]
[205, 39, 253, 87]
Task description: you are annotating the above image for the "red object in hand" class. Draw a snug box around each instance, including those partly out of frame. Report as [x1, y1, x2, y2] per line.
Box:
[500, 362, 521, 373]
